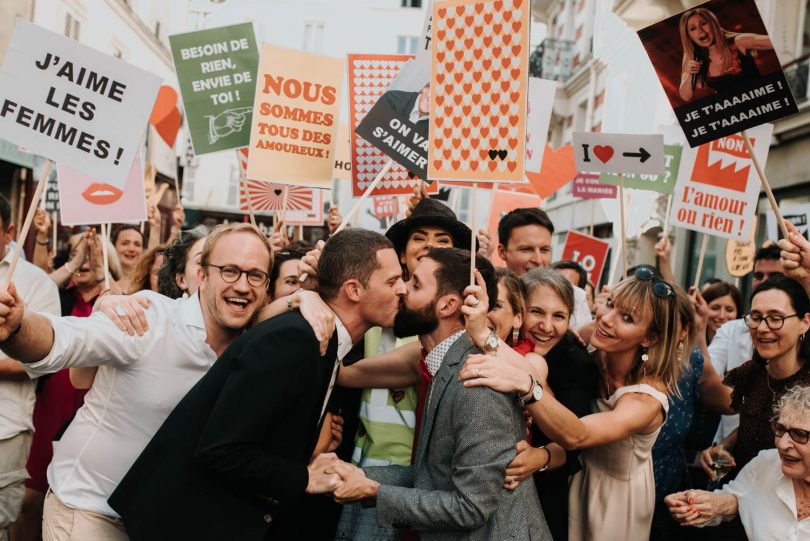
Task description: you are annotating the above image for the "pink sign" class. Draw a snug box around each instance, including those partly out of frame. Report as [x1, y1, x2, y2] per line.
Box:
[57, 154, 148, 226]
[571, 173, 617, 199]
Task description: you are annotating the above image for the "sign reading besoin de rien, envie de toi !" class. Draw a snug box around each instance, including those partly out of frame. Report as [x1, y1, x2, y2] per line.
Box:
[0, 19, 161, 186]
[638, 0, 797, 147]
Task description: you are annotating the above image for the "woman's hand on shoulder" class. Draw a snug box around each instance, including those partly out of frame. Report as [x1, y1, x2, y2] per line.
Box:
[96, 293, 150, 336]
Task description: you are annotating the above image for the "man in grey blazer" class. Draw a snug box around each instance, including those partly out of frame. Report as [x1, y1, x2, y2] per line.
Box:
[328, 247, 552, 540]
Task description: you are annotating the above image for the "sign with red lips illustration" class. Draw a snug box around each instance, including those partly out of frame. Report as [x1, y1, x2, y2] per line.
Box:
[57, 152, 148, 226]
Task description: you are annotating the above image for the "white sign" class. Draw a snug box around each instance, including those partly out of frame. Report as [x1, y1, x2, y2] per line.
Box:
[0, 19, 161, 186]
[573, 132, 665, 175]
[671, 123, 772, 241]
[525, 78, 556, 172]
[767, 202, 810, 240]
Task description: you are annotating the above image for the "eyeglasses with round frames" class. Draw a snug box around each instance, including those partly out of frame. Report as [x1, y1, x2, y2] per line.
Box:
[206, 264, 269, 287]
[744, 312, 798, 331]
[771, 420, 810, 444]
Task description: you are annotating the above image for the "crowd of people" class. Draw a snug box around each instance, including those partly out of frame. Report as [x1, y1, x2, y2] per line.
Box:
[0, 187, 809, 541]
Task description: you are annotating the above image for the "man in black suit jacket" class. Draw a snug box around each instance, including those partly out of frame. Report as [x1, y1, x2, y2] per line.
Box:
[108, 229, 407, 541]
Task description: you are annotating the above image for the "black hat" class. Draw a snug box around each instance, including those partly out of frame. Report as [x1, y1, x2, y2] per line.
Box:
[385, 198, 473, 255]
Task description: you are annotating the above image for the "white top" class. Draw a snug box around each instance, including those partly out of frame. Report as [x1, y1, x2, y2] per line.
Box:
[23, 292, 217, 517]
[571, 285, 592, 331]
[0, 249, 60, 440]
[708, 318, 753, 441]
[712, 448, 810, 540]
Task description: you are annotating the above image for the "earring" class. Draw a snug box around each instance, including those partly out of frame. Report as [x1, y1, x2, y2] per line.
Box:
[512, 327, 520, 344]
[641, 347, 649, 363]
[676, 340, 685, 363]
[802, 333, 806, 343]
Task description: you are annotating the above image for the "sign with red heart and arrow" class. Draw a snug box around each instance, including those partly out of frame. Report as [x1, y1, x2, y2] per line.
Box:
[573, 132, 664, 175]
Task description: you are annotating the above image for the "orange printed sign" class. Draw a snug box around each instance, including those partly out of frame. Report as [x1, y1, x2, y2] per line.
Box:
[560, 231, 611, 285]
[487, 188, 544, 266]
[690, 134, 753, 193]
[247, 44, 343, 187]
[428, 0, 530, 182]
[523, 144, 577, 197]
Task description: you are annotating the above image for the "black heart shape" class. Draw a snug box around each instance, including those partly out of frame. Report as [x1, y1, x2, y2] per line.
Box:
[497, 150, 508, 161]
[407, 171, 416, 179]
[488, 149, 498, 160]
[274, 189, 282, 196]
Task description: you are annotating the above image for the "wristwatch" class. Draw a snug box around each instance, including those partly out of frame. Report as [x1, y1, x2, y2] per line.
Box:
[482, 331, 499, 353]
[518, 377, 544, 406]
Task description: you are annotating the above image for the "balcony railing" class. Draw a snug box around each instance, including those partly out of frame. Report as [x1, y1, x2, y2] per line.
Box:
[529, 38, 576, 82]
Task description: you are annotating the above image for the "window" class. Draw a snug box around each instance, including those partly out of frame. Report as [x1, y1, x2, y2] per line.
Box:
[64, 12, 81, 40]
[227, 164, 238, 206]
[302, 21, 325, 52]
[401, 0, 422, 6]
[397, 36, 419, 54]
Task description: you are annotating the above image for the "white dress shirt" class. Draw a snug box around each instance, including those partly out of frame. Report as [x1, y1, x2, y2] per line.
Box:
[24, 292, 217, 517]
[712, 448, 810, 540]
[0, 250, 60, 440]
[708, 318, 753, 441]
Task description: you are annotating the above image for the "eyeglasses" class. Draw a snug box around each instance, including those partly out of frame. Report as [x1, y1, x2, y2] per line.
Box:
[634, 265, 675, 299]
[771, 420, 810, 444]
[744, 312, 798, 330]
[206, 264, 269, 287]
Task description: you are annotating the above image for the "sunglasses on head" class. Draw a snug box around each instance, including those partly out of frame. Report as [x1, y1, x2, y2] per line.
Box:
[634, 265, 675, 299]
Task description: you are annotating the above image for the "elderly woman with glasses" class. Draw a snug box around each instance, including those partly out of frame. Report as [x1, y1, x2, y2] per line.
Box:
[666, 383, 810, 539]
[698, 276, 810, 488]
[459, 265, 685, 541]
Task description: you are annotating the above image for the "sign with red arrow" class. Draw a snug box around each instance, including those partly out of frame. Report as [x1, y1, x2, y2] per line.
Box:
[573, 132, 664, 176]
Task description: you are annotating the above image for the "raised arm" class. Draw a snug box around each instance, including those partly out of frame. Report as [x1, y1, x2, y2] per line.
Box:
[733, 33, 773, 53]
[337, 340, 422, 389]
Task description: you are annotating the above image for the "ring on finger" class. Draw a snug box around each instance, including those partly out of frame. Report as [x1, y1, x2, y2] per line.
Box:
[477, 369, 482, 378]
[114, 306, 127, 317]
[470, 298, 479, 307]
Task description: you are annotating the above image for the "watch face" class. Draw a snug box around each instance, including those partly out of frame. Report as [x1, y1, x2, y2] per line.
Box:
[533, 384, 543, 401]
[486, 335, 498, 349]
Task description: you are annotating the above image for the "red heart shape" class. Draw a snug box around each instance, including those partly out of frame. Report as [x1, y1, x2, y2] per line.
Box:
[519, 144, 577, 197]
[593, 145, 614, 163]
[149, 85, 178, 125]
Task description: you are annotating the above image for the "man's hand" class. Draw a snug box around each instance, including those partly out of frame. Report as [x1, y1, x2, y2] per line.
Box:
[0, 282, 24, 343]
[329, 461, 379, 503]
[477, 229, 494, 260]
[778, 220, 810, 286]
[327, 413, 344, 453]
[305, 452, 342, 494]
[405, 182, 429, 218]
[327, 206, 342, 236]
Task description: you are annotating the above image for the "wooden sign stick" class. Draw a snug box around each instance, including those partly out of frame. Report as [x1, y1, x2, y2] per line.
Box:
[101, 223, 111, 290]
[470, 183, 478, 286]
[589, 199, 595, 237]
[619, 174, 628, 280]
[4, 160, 51, 286]
[693, 232, 709, 290]
[741, 130, 788, 239]
[240, 175, 256, 227]
[662, 194, 673, 237]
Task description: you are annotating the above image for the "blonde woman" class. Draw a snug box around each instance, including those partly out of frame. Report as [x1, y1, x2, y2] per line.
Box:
[678, 7, 773, 101]
[460, 265, 685, 540]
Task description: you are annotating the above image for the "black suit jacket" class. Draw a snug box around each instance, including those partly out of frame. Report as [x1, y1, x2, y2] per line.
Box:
[108, 311, 339, 541]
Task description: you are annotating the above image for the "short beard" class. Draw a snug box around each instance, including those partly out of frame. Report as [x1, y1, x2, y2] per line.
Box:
[393, 300, 438, 338]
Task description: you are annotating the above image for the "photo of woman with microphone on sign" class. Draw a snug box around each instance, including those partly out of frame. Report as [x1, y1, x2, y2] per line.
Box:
[678, 6, 774, 102]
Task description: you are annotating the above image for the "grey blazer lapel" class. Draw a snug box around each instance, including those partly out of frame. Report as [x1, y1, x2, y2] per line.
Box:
[414, 333, 476, 468]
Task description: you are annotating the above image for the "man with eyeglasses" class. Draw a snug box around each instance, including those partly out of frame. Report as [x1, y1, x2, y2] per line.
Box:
[0, 223, 275, 540]
[708, 243, 785, 443]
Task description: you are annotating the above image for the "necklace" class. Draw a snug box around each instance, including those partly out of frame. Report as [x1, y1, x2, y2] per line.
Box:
[794, 479, 810, 520]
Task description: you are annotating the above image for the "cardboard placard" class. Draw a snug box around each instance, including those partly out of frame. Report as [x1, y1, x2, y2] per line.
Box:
[246, 45, 342, 187]
[169, 23, 258, 155]
[487, 188, 544, 266]
[638, 0, 797, 147]
[766, 202, 810, 240]
[670, 122, 772, 240]
[428, 0, 531, 183]
[0, 20, 161, 186]
[725, 218, 757, 277]
[573, 132, 665, 175]
[349, 54, 436, 196]
[600, 144, 683, 194]
[524, 78, 556, 171]
[57, 153, 147, 226]
[560, 230, 611, 285]
[572, 173, 616, 199]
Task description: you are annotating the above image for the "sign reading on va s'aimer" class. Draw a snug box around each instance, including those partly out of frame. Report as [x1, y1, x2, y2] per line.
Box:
[0, 19, 161, 186]
[638, 0, 797, 147]
[247, 44, 342, 188]
[169, 23, 258, 155]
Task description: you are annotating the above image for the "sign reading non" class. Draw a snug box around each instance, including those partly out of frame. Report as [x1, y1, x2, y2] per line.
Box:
[0, 19, 161, 186]
[170, 23, 258, 155]
[638, 0, 797, 147]
[560, 231, 611, 285]
[573, 132, 665, 176]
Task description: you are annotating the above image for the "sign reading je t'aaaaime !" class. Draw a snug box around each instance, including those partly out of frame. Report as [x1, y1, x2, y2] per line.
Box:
[0, 19, 161, 186]
[169, 23, 259, 155]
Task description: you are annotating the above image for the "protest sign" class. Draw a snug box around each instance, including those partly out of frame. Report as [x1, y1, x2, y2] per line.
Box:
[638, 0, 797, 147]
[373, 197, 398, 219]
[525, 78, 556, 171]
[333, 122, 351, 182]
[57, 153, 147, 226]
[44, 175, 60, 213]
[766, 202, 810, 240]
[572, 173, 616, 199]
[416, 1, 434, 64]
[560, 231, 611, 285]
[149, 85, 182, 148]
[600, 144, 683, 194]
[573, 132, 665, 175]
[670, 122, 772, 240]
[427, 0, 531, 183]
[726, 218, 757, 277]
[247, 45, 342, 187]
[169, 23, 258, 155]
[523, 144, 577, 197]
[349, 54, 435, 196]
[487, 188, 544, 266]
[0, 19, 161, 186]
